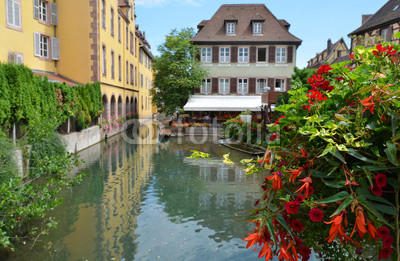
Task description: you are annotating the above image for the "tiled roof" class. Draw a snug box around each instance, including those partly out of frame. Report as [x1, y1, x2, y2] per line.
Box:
[307, 38, 348, 65]
[192, 4, 301, 44]
[331, 55, 351, 64]
[349, 0, 400, 35]
[34, 72, 78, 86]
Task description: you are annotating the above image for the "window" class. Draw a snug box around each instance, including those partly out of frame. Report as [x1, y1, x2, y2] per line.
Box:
[130, 64, 134, 85]
[111, 50, 115, 78]
[337, 50, 342, 57]
[135, 67, 137, 86]
[141, 74, 143, 87]
[118, 55, 121, 81]
[253, 22, 262, 35]
[126, 25, 128, 49]
[145, 55, 148, 67]
[8, 52, 23, 64]
[101, 0, 105, 29]
[257, 47, 267, 62]
[256, 79, 266, 94]
[6, 0, 21, 29]
[226, 22, 235, 35]
[118, 16, 121, 42]
[238, 79, 248, 94]
[275, 79, 286, 92]
[39, 0, 48, 23]
[130, 31, 133, 53]
[145, 76, 148, 89]
[238, 47, 249, 63]
[201, 47, 211, 63]
[276, 47, 287, 63]
[381, 28, 389, 42]
[102, 45, 106, 76]
[139, 49, 143, 63]
[135, 38, 137, 57]
[219, 79, 230, 94]
[34, 33, 58, 59]
[110, 7, 114, 36]
[39, 35, 49, 58]
[126, 61, 129, 83]
[219, 47, 230, 63]
[201, 79, 211, 94]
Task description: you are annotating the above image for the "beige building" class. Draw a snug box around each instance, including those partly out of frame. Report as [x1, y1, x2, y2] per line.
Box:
[307, 38, 350, 69]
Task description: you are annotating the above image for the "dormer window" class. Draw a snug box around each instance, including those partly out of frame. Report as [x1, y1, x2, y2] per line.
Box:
[253, 22, 262, 35]
[226, 22, 236, 35]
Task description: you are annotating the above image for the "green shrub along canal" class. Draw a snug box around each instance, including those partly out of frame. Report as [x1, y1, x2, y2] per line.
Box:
[7, 126, 267, 260]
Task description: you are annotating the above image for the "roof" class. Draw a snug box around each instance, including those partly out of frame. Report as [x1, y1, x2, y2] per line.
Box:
[118, 0, 129, 7]
[183, 95, 262, 111]
[331, 55, 351, 64]
[307, 38, 349, 68]
[192, 4, 302, 44]
[33, 72, 78, 86]
[349, 0, 400, 35]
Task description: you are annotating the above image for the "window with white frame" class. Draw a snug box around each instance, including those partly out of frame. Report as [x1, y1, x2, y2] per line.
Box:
[39, 0, 48, 23]
[238, 79, 248, 94]
[110, 7, 114, 36]
[219, 47, 230, 63]
[118, 55, 121, 81]
[118, 16, 121, 42]
[39, 35, 49, 58]
[238, 47, 249, 63]
[101, 0, 105, 28]
[141, 74, 143, 87]
[8, 52, 23, 64]
[276, 47, 287, 63]
[219, 78, 230, 94]
[102, 45, 106, 75]
[226, 22, 236, 35]
[381, 28, 389, 42]
[253, 22, 262, 35]
[126, 61, 129, 83]
[275, 79, 286, 92]
[111, 50, 115, 78]
[201, 79, 211, 94]
[6, 0, 21, 29]
[256, 79, 266, 94]
[257, 47, 267, 63]
[201, 47, 212, 63]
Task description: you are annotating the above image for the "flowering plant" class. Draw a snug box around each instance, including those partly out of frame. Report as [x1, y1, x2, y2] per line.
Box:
[242, 42, 400, 260]
[100, 115, 125, 133]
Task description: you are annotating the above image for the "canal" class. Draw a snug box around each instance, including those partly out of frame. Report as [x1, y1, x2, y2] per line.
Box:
[8, 124, 265, 260]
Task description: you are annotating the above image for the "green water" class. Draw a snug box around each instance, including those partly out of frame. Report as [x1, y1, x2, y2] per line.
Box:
[8, 129, 265, 260]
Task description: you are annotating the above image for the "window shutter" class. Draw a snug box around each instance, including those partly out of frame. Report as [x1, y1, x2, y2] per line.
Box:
[230, 78, 237, 93]
[8, 52, 15, 63]
[388, 25, 393, 41]
[250, 46, 257, 63]
[286, 78, 292, 91]
[231, 46, 238, 63]
[287, 46, 293, 63]
[14, 2, 21, 27]
[212, 78, 218, 93]
[212, 47, 219, 63]
[33, 0, 40, 19]
[16, 54, 23, 64]
[7, 0, 13, 25]
[50, 3, 58, 25]
[268, 78, 275, 91]
[51, 37, 60, 60]
[269, 46, 275, 63]
[34, 32, 40, 57]
[249, 78, 256, 93]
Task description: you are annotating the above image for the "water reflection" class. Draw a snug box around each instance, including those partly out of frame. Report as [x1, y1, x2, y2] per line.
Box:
[8, 123, 263, 261]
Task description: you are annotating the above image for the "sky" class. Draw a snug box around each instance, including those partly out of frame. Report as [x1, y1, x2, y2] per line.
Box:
[135, 0, 388, 68]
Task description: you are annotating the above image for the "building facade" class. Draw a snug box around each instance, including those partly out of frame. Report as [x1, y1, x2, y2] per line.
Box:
[0, 0, 155, 122]
[307, 38, 350, 69]
[348, 0, 400, 50]
[184, 4, 302, 114]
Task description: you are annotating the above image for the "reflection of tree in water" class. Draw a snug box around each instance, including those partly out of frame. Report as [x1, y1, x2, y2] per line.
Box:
[152, 140, 261, 243]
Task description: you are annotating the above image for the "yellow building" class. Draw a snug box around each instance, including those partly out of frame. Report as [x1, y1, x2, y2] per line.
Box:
[0, 0, 155, 121]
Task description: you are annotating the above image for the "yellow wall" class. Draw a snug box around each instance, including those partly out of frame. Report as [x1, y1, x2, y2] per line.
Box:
[0, 0, 55, 72]
[138, 48, 154, 119]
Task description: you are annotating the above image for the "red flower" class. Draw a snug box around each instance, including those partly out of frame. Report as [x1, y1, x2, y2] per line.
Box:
[299, 245, 311, 261]
[375, 173, 387, 188]
[291, 219, 304, 232]
[308, 186, 314, 196]
[295, 177, 313, 198]
[377, 226, 390, 239]
[370, 182, 382, 196]
[383, 235, 394, 248]
[361, 95, 375, 114]
[302, 105, 311, 111]
[270, 133, 278, 142]
[349, 53, 355, 60]
[335, 77, 344, 82]
[379, 247, 392, 260]
[254, 200, 260, 206]
[309, 208, 324, 222]
[317, 64, 334, 74]
[285, 201, 300, 214]
[274, 116, 285, 125]
[295, 195, 304, 204]
[386, 45, 397, 56]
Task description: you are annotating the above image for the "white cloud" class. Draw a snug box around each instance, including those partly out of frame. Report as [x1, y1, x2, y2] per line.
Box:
[136, 0, 203, 8]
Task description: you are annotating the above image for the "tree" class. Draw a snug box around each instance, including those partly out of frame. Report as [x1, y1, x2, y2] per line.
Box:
[150, 28, 208, 116]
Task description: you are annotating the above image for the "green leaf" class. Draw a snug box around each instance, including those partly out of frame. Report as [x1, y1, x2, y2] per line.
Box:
[312, 169, 335, 179]
[322, 179, 345, 188]
[394, 32, 400, 39]
[316, 191, 348, 204]
[265, 218, 277, 248]
[330, 149, 346, 163]
[356, 187, 395, 207]
[330, 195, 354, 217]
[370, 202, 398, 216]
[358, 195, 394, 229]
[347, 149, 375, 163]
[384, 141, 399, 166]
[392, 114, 398, 137]
[361, 166, 398, 172]
[275, 213, 294, 239]
[388, 178, 400, 189]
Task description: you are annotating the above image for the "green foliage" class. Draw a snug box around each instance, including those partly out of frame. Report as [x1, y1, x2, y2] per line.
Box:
[150, 28, 208, 116]
[291, 66, 317, 89]
[223, 117, 266, 145]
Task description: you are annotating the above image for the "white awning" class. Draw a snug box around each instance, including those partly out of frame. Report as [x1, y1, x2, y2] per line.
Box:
[184, 95, 262, 112]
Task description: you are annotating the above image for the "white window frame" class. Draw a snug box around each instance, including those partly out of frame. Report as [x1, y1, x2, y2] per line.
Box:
[101, 0, 106, 29]
[201, 47, 212, 63]
[110, 7, 114, 36]
[219, 47, 230, 63]
[257, 47, 268, 63]
[219, 78, 230, 94]
[6, 0, 21, 29]
[226, 22, 236, 35]
[275, 78, 286, 92]
[276, 47, 287, 63]
[39, 35, 49, 58]
[201, 78, 211, 94]
[39, 0, 48, 23]
[238, 79, 248, 94]
[253, 22, 262, 35]
[111, 50, 115, 79]
[381, 28, 389, 42]
[256, 79, 266, 94]
[102, 45, 106, 76]
[118, 16, 121, 42]
[238, 47, 249, 63]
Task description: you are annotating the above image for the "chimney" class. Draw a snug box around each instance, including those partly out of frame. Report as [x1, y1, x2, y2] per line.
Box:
[327, 39, 332, 54]
[362, 14, 373, 25]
